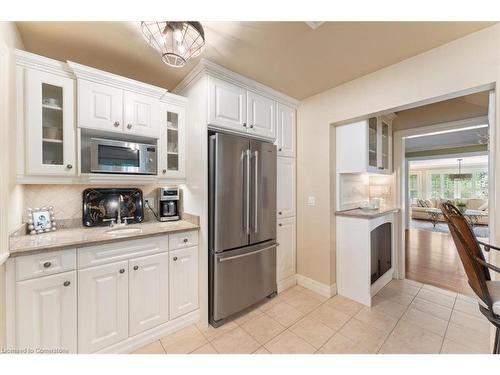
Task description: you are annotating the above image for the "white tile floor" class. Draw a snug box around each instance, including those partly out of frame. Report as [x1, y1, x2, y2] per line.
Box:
[132, 279, 492, 354]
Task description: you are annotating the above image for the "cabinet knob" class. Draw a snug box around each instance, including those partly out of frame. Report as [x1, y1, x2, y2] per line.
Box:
[243, 122, 247, 128]
[250, 124, 254, 129]
[183, 238, 188, 243]
[279, 223, 282, 227]
[63, 281, 71, 287]
[278, 211, 282, 215]
[162, 169, 167, 174]
[66, 164, 73, 169]
[173, 256, 178, 261]
[43, 261, 51, 268]
[119, 269, 125, 274]
[113, 121, 120, 127]
[278, 148, 282, 152]
[133, 265, 139, 271]
[127, 123, 133, 129]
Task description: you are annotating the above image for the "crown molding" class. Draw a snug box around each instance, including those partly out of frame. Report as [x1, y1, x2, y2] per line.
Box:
[67, 61, 167, 99]
[15, 49, 74, 79]
[174, 58, 300, 107]
[160, 91, 189, 106]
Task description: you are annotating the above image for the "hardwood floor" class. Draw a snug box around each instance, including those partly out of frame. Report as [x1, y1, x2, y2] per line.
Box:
[405, 229, 473, 296]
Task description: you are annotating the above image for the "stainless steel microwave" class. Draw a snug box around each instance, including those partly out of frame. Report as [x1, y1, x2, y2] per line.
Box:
[90, 138, 157, 175]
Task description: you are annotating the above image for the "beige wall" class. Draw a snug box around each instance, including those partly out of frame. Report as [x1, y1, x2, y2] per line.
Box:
[393, 95, 488, 131]
[0, 21, 24, 348]
[297, 24, 500, 287]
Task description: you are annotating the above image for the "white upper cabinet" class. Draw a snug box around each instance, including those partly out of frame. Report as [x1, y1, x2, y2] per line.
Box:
[169, 246, 198, 320]
[208, 77, 247, 132]
[16, 271, 77, 353]
[78, 260, 129, 353]
[123, 91, 160, 137]
[158, 102, 186, 179]
[277, 157, 296, 218]
[24, 68, 76, 176]
[129, 253, 169, 336]
[276, 103, 296, 157]
[78, 80, 123, 132]
[336, 115, 394, 175]
[247, 91, 276, 139]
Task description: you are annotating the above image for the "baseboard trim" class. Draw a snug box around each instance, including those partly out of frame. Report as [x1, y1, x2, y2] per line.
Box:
[96, 310, 200, 354]
[277, 274, 297, 293]
[296, 274, 337, 298]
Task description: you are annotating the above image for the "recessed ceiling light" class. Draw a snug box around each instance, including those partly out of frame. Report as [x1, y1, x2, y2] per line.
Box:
[305, 22, 325, 30]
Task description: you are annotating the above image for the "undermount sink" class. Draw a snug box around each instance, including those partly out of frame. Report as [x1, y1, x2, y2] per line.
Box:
[105, 227, 142, 236]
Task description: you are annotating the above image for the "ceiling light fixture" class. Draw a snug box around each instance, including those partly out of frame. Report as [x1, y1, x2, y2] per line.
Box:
[449, 159, 472, 181]
[141, 21, 205, 68]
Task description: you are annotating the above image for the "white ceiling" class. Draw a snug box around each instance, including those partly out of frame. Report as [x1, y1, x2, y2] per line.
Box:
[15, 21, 496, 100]
[405, 126, 489, 152]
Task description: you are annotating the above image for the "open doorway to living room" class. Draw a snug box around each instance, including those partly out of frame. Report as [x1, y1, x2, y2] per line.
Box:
[397, 91, 491, 295]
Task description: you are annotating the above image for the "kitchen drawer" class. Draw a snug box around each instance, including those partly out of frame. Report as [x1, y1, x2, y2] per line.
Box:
[78, 235, 168, 269]
[15, 249, 77, 281]
[168, 230, 198, 250]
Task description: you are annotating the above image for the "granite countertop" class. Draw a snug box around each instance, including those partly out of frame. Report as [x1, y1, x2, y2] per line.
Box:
[9, 219, 199, 256]
[335, 206, 400, 219]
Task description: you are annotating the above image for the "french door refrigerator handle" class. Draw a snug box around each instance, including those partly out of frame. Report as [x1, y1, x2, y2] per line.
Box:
[245, 149, 251, 235]
[218, 244, 278, 262]
[253, 150, 259, 233]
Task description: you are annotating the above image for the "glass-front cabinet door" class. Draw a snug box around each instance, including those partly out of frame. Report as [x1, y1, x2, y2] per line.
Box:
[25, 68, 76, 175]
[159, 102, 185, 179]
[381, 119, 390, 171]
[367, 117, 378, 171]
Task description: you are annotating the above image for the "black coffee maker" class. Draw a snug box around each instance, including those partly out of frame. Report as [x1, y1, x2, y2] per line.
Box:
[157, 187, 180, 221]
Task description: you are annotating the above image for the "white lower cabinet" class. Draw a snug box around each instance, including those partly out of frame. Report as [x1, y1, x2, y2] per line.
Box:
[169, 246, 198, 320]
[16, 271, 77, 353]
[78, 260, 129, 353]
[277, 217, 296, 282]
[129, 253, 169, 336]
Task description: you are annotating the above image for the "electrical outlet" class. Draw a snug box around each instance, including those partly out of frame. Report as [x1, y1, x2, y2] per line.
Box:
[144, 197, 154, 209]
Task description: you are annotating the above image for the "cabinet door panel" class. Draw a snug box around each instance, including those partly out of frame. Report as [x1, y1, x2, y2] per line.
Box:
[25, 69, 76, 176]
[247, 91, 276, 140]
[158, 103, 186, 178]
[129, 253, 169, 336]
[277, 157, 296, 218]
[208, 77, 247, 132]
[277, 217, 296, 282]
[16, 271, 77, 353]
[277, 103, 295, 157]
[124, 91, 160, 137]
[169, 247, 198, 320]
[78, 261, 128, 353]
[78, 80, 123, 132]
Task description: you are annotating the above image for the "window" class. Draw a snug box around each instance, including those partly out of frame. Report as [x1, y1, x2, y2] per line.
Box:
[409, 174, 419, 199]
[427, 168, 488, 199]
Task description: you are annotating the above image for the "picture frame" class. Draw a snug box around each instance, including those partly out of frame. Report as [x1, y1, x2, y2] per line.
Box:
[27, 207, 57, 235]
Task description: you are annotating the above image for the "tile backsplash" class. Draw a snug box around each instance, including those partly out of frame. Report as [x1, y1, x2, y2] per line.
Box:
[23, 185, 163, 223]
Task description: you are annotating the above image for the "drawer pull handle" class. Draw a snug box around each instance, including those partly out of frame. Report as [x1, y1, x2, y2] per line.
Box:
[63, 281, 71, 287]
[183, 238, 188, 243]
[119, 269, 125, 274]
[127, 123, 133, 129]
[173, 256, 178, 261]
[113, 121, 120, 127]
[43, 262, 52, 268]
[133, 265, 139, 271]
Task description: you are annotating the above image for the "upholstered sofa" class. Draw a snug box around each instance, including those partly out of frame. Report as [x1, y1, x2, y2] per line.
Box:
[410, 198, 489, 225]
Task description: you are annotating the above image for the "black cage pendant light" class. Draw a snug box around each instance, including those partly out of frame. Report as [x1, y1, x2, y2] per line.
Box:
[141, 22, 205, 68]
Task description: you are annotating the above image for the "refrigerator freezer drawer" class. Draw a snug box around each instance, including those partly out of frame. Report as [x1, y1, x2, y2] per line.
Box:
[213, 241, 277, 322]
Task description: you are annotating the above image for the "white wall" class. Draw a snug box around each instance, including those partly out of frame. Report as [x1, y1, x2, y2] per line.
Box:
[0, 21, 24, 348]
[297, 24, 500, 287]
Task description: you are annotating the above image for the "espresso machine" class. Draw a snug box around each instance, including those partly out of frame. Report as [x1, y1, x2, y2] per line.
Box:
[157, 187, 181, 221]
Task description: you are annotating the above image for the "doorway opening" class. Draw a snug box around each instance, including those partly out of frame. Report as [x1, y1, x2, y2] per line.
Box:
[396, 91, 491, 295]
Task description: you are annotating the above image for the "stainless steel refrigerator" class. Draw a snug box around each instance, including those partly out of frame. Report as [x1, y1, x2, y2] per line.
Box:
[209, 132, 277, 326]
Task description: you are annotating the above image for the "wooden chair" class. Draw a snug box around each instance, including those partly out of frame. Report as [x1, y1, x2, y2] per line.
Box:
[441, 202, 500, 354]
